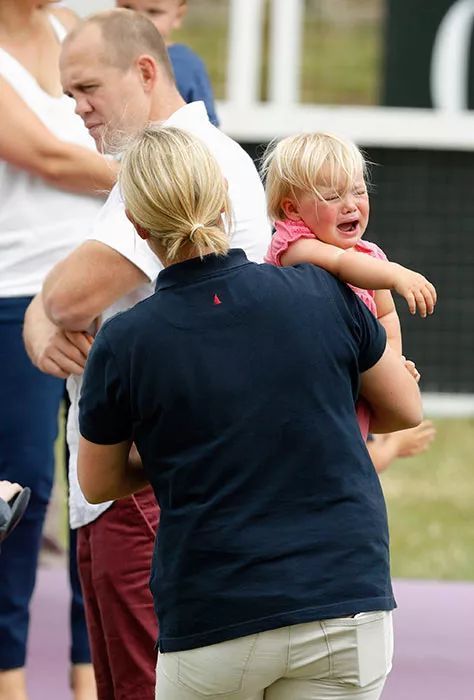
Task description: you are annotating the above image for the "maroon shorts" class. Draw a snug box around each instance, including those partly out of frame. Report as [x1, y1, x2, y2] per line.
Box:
[77, 486, 159, 700]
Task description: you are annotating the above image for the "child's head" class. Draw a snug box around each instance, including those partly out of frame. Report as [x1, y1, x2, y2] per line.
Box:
[120, 126, 230, 265]
[262, 132, 370, 249]
[115, 0, 186, 42]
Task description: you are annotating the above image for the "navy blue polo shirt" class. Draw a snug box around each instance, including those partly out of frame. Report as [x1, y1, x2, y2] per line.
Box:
[79, 249, 394, 653]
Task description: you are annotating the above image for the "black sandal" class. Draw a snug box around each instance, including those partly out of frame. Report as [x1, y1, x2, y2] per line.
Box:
[0, 487, 31, 544]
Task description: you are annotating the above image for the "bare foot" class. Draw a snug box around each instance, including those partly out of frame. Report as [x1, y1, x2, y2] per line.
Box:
[70, 663, 98, 700]
[0, 668, 28, 700]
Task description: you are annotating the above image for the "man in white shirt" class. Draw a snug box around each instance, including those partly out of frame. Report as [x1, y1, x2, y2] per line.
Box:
[23, 9, 270, 700]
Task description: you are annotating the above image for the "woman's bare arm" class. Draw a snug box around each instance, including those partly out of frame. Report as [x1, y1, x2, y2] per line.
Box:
[360, 344, 423, 433]
[0, 76, 118, 195]
[78, 438, 149, 504]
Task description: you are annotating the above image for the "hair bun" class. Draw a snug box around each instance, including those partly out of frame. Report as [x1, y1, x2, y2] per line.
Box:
[189, 222, 205, 241]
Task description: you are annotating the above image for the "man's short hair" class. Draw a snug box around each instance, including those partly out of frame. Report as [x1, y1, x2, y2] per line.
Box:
[67, 9, 175, 83]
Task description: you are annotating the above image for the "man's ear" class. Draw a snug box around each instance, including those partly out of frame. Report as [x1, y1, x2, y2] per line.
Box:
[125, 209, 149, 239]
[136, 55, 158, 92]
[281, 197, 302, 221]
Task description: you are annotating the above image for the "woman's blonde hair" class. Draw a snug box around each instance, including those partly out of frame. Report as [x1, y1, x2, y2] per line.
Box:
[120, 126, 231, 264]
[261, 132, 369, 222]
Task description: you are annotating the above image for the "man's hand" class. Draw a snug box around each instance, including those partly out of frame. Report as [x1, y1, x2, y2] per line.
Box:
[392, 263, 437, 317]
[23, 294, 93, 378]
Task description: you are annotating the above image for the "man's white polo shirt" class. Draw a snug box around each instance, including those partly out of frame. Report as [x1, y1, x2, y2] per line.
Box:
[68, 101, 271, 529]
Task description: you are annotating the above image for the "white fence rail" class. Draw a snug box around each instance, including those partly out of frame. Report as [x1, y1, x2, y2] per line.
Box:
[216, 101, 474, 150]
[422, 394, 474, 418]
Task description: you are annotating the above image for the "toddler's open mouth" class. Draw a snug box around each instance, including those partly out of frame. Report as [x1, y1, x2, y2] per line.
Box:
[337, 220, 358, 232]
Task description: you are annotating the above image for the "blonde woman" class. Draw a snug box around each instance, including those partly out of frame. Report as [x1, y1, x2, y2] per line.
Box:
[77, 126, 422, 700]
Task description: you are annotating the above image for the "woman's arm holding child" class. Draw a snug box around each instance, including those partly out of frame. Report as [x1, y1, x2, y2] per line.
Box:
[360, 346, 422, 433]
[78, 439, 149, 504]
[281, 238, 437, 317]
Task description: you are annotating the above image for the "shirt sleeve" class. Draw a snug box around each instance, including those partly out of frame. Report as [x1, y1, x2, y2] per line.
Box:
[351, 292, 387, 372]
[79, 327, 133, 445]
[89, 184, 163, 282]
[322, 271, 387, 372]
[359, 239, 388, 262]
[264, 220, 315, 265]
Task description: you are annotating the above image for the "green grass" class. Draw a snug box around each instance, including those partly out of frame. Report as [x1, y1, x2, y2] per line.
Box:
[300, 22, 382, 105]
[172, 8, 230, 100]
[380, 418, 474, 581]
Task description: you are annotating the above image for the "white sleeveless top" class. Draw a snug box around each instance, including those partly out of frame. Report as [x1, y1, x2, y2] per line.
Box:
[0, 15, 104, 297]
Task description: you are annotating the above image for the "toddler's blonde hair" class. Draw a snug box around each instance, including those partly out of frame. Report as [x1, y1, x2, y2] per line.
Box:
[120, 126, 231, 264]
[261, 132, 369, 222]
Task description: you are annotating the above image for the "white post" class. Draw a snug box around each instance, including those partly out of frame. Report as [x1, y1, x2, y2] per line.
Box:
[431, 0, 474, 110]
[268, 0, 304, 105]
[226, 0, 265, 104]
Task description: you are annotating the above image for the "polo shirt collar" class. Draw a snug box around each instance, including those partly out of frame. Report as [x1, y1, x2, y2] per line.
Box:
[155, 249, 249, 291]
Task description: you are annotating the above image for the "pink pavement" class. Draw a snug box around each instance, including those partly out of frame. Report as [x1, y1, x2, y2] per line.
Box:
[27, 568, 474, 700]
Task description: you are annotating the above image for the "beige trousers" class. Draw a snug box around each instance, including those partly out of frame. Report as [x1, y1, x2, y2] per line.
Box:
[156, 611, 393, 700]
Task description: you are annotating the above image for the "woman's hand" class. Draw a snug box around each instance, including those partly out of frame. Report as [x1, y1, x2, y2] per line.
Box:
[402, 356, 421, 383]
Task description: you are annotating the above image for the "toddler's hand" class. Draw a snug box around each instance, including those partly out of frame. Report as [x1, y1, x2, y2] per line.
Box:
[394, 420, 436, 457]
[393, 265, 437, 317]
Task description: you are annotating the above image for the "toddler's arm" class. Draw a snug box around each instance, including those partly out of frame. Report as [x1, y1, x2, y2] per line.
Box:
[374, 289, 402, 355]
[281, 238, 437, 317]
